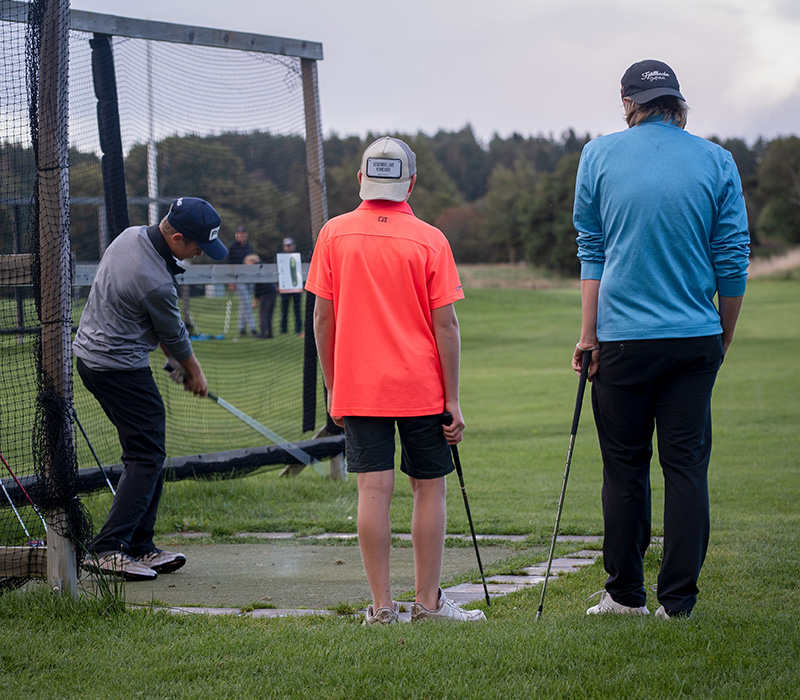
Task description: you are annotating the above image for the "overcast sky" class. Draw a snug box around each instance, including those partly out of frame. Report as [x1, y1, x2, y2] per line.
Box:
[70, 0, 800, 145]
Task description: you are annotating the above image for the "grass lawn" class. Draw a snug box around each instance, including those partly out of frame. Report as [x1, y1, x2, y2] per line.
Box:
[1, 272, 798, 699]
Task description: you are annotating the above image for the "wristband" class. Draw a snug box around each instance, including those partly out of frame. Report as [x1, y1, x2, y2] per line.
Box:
[576, 343, 600, 352]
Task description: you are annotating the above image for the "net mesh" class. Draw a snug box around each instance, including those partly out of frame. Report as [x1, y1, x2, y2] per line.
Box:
[67, 28, 326, 467]
[1, 0, 93, 589]
[1, 1, 333, 588]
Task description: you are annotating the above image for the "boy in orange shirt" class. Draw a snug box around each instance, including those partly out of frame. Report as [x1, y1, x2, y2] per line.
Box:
[306, 137, 485, 624]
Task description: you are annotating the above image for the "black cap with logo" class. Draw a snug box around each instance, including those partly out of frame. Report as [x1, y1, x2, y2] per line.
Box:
[621, 59, 685, 104]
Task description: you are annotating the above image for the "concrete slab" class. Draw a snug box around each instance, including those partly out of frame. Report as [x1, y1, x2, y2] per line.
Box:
[569, 550, 603, 559]
[488, 575, 548, 585]
[246, 608, 335, 618]
[88, 541, 530, 612]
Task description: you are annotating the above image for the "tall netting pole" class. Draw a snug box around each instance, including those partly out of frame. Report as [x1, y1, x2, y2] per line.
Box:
[300, 57, 327, 435]
[300, 56, 345, 478]
[36, 0, 78, 596]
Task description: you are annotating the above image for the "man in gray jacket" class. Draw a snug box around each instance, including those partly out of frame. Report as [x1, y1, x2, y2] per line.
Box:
[74, 197, 227, 580]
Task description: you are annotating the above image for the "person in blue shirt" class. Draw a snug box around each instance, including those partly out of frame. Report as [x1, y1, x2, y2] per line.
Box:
[572, 59, 750, 619]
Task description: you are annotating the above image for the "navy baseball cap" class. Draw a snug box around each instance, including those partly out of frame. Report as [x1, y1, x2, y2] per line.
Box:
[167, 197, 228, 260]
[621, 60, 685, 104]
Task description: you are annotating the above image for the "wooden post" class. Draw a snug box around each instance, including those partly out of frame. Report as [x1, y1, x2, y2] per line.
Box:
[300, 57, 345, 479]
[301, 57, 328, 241]
[38, 0, 78, 596]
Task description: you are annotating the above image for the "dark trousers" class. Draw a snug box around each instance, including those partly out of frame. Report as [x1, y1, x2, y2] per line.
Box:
[591, 335, 723, 615]
[258, 291, 277, 338]
[76, 359, 166, 556]
[280, 292, 303, 334]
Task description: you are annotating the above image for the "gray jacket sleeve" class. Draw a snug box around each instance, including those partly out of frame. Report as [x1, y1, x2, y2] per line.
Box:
[141, 282, 193, 362]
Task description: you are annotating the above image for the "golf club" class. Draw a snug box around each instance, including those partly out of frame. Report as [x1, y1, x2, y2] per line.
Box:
[73, 408, 116, 495]
[536, 348, 593, 620]
[1, 470, 33, 541]
[206, 391, 326, 476]
[161, 360, 326, 476]
[0, 450, 48, 536]
[442, 411, 490, 606]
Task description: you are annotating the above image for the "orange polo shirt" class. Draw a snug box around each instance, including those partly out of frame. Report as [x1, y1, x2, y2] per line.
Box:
[305, 200, 464, 417]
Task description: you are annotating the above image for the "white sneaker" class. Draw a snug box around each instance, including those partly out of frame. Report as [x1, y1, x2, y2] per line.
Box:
[411, 589, 486, 622]
[654, 605, 671, 620]
[83, 551, 157, 581]
[135, 549, 186, 573]
[586, 590, 649, 615]
[363, 602, 399, 625]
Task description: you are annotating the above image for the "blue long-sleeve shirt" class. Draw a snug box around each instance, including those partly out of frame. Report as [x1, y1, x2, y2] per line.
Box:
[574, 117, 750, 342]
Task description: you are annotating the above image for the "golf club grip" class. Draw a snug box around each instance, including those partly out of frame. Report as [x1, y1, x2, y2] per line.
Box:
[570, 350, 593, 434]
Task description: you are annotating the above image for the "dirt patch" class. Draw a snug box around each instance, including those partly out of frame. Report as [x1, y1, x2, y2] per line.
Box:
[748, 248, 800, 278]
[458, 264, 577, 290]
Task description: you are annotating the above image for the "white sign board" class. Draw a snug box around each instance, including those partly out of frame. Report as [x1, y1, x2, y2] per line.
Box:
[277, 252, 303, 292]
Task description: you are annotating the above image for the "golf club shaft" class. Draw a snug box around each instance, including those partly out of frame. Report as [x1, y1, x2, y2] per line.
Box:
[0, 451, 47, 533]
[207, 392, 323, 473]
[161, 360, 325, 476]
[73, 408, 116, 495]
[536, 349, 592, 620]
[451, 443, 491, 606]
[1, 476, 32, 540]
[442, 411, 490, 606]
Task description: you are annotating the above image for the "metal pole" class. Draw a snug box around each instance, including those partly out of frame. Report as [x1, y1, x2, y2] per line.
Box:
[146, 40, 158, 226]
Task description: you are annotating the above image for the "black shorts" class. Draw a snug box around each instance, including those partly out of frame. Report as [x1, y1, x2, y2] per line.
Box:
[344, 415, 454, 480]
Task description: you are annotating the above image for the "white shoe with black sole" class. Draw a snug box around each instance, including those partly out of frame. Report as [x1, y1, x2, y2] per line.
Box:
[134, 549, 186, 573]
[84, 551, 157, 581]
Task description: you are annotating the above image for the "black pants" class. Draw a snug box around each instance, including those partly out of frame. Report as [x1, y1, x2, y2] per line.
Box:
[591, 336, 723, 615]
[77, 359, 166, 556]
[280, 292, 303, 334]
[257, 291, 277, 338]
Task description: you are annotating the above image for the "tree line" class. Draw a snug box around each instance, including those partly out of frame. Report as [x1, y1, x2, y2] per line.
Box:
[2, 127, 799, 272]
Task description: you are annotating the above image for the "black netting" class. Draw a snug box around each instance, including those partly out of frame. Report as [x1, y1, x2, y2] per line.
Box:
[67, 27, 328, 470]
[1, 0, 92, 590]
[1, 1, 332, 589]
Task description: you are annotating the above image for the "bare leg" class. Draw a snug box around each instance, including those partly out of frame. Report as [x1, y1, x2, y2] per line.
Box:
[410, 475, 447, 610]
[357, 471, 395, 610]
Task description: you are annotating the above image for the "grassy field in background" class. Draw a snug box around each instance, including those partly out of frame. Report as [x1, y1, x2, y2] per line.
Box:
[1, 273, 799, 698]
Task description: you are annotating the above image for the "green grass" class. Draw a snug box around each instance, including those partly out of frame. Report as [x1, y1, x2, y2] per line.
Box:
[2, 275, 799, 698]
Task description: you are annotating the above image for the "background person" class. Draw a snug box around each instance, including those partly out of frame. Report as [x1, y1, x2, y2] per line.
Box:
[74, 197, 227, 580]
[279, 237, 303, 335]
[227, 225, 257, 336]
[246, 253, 277, 339]
[573, 60, 750, 619]
[306, 136, 485, 625]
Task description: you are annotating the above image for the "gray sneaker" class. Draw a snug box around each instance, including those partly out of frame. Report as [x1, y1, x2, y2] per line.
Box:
[411, 589, 486, 622]
[134, 549, 186, 573]
[363, 603, 399, 626]
[586, 590, 649, 615]
[83, 551, 157, 581]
